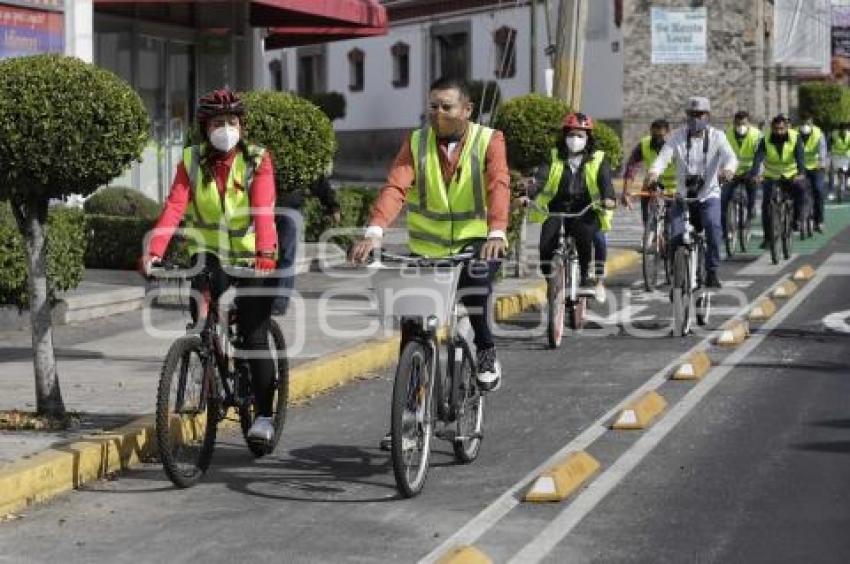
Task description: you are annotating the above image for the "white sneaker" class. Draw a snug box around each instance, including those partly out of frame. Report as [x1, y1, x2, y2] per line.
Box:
[476, 348, 502, 392]
[247, 416, 274, 442]
[595, 280, 607, 304]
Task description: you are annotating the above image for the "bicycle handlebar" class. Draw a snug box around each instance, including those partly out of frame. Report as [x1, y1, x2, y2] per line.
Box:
[368, 250, 481, 268]
[523, 200, 597, 218]
[148, 260, 260, 280]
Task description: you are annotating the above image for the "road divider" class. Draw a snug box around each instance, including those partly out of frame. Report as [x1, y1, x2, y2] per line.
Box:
[524, 451, 601, 503]
[793, 264, 816, 281]
[436, 546, 492, 564]
[716, 319, 749, 346]
[772, 280, 798, 299]
[747, 298, 778, 322]
[612, 391, 668, 430]
[672, 350, 712, 381]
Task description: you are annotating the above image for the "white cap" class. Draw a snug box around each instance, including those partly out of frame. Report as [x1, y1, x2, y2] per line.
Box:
[686, 96, 711, 113]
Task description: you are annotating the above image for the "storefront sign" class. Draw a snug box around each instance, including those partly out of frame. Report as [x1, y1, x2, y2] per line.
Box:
[833, 6, 850, 58]
[0, 3, 64, 59]
[650, 7, 707, 65]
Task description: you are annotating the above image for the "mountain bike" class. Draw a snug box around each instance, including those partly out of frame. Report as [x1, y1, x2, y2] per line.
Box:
[724, 176, 752, 257]
[765, 178, 795, 265]
[639, 190, 672, 291]
[369, 251, 489, 498]
[150, 261, 288, 488]
[665, 195, 712, 336]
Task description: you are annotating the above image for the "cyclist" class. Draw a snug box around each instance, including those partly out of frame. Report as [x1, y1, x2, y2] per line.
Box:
[796, 114, 827, 233]
[646, 96, 737, 289]
[349, 77, 510, 393]
[830, 121, 850, 201]
[621, 119, 677, 222]
[750, 114, 807, 244]
[521, 112, 616, 301]
[721, 110, 761, 239]
[141, 88, 280, 444]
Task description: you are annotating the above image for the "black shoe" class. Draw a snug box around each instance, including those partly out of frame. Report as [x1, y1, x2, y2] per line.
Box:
[705, 271, 722, 289]
[379, 433, 391, 452]
[476, 347, 502, 392]
[815, 223, 823, 233]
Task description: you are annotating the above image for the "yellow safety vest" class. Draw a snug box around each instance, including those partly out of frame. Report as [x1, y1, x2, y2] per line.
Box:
[530, 149, 610, 231]
[407, 123, 494, 257]
[182, 143, 267, 265]
[798, 126, 823, 171]
[763, 130, 799, 180]
[725, 125, 761, 174]
[640, 136, 676, 194]
[832, 131, 850, 157]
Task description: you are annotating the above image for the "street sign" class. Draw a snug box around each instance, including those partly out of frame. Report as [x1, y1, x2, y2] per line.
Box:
[650, 7, 707, 65]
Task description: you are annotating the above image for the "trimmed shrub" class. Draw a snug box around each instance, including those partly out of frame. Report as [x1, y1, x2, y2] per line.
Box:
[0, 203, 85, 308]
[593, 121, 624, 170]
[303, 186, 378, 244]
[84, 186, 161, 221]
[492, 94, 570, 173]
[305, 91, 346, 122]
[84, 215, 151, 270]
[797, 82, 850, 131]
[240, 91, 337, 196]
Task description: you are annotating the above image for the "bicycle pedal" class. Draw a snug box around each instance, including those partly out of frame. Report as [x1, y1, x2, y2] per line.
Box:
[454, 432, 482, 442]
[435, 429, 458, 441]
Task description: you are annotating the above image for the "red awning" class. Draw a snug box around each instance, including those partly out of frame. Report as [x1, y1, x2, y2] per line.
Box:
[93, 0, 387, 46]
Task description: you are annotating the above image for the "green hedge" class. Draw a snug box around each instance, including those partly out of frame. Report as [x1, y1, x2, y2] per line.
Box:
[303, 186, 378, 244]
[84, 215, 151, 270]
[0, 203, 85, 308]
[798, 82, 850, 131]
[593, 121, 623, 170]
[83, 186, 161, 221]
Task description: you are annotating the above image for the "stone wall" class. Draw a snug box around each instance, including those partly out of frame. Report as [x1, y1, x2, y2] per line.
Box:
[622, 0, 792, 159]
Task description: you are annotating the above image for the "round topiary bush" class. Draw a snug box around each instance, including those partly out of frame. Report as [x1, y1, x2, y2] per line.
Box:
[593, 121, 623, 170]
[492, 94, 570, 173]
[798, 82, 850, 131]
[240, 91, 337, 194]
[84, 186, 161, 221]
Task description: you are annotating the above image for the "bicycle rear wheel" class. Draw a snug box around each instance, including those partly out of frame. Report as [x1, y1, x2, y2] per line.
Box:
[239, 318, 290, 457]
[156, 335, 217, 488]
[546, 255, 566, 349]
[725, 197, 738, 258]
[671, 247, 693, 337]
[452, 339, 484, 464]
[391, 340, 434, 498]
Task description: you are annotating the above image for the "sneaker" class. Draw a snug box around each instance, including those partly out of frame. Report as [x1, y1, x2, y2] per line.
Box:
[577, 278, 596, 297]
[595, 279, 607, 304]
[476, 347, 502, 392]
[705, 271, 722, 289]
[815, 223, 823, 233]
[246, 416, 274, 442]
[379, 433, 392, 452]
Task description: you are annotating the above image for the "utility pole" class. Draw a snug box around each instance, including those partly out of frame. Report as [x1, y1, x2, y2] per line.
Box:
[552, 0, 588, 108]
[530, 0, 537, 93]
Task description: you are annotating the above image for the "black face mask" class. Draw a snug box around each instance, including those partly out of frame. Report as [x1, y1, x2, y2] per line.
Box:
[650, 136, 665, 151]
[772, 133, 789, 143]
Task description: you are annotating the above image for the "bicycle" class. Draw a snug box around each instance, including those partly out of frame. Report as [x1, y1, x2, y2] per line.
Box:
[150, 261, 289, 488]
[524, 201, 598, 348]
[369, 250, 488, 498]
[764, 178, 796, 265]
[665, 195, 712, 336]
[638, 190, 672, 291]
[832, 154, 848, 203]
[724, 176, 753, 257]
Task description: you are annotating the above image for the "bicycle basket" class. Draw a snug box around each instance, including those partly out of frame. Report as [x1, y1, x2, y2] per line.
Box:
[371, 265, 463, 328]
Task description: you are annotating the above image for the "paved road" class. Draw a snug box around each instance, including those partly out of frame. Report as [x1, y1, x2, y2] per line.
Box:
[1, 218, 849, 563]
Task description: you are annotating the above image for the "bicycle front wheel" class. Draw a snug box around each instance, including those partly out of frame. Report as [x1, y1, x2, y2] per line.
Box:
[671, 247, 693, 337]
[642, 216, 661, 291]
[546, 255, 566, 349]
[239, 318, 290, 457]
[768, 199, 781, 264]
[725, 198, 738, 258]
[452, 339, 484, 464]
[156, 335, 218, 488]
[738, 191, 750, 253]
[782, 202, 793, 260]
[391, 340, 434, 498]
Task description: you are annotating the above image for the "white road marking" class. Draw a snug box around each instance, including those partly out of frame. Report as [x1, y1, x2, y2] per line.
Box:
[823, 310, 850, 333]
[723, 280, 753, 288]
[418, 274, 789, 564]
[585, 305, 649, 325]
[507, 272, 827, 563]
[737, 253, 798, 276]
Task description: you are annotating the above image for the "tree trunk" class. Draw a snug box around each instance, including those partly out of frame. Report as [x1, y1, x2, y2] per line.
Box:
[12, 198, 65, 416]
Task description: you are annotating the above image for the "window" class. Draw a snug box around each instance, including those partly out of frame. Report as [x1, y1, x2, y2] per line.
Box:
[391, 42, 410, 88]
[348, 48, 365, 92]
[431, 22, 471, 81]
[297, 46, 327, 95]
[269, 60, 283, 91]
[493, 26, 517, 79]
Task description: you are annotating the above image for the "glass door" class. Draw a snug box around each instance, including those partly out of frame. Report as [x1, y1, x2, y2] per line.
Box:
[165, 41, 194, 200]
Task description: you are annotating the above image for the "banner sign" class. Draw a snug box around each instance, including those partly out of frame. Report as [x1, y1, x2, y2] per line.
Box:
[0, 3, 64, 59]
[651, 7, 707, 65]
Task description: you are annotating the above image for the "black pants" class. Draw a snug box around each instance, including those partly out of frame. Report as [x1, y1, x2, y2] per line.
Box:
[190, 254, 277, 416]
[456, 257, 501, 351]
[539, 214, 599, 281]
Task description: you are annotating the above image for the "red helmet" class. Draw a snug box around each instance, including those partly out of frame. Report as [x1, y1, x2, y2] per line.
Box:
[196, 88, 245, 123]
[562, 112, 594, 131]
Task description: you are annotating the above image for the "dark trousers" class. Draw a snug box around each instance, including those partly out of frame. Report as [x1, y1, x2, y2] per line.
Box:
[190, 253, 277, 416]
[761, 177, 808, 238]
[804, 169, 826, 225]
[456, 257, 501, 351]
[539, 213, 599, 282]
[668, 197, 722, 272]
[720, 177, 757, 236]
[593, 230, 607, 279]
[274, 209, 303, 314]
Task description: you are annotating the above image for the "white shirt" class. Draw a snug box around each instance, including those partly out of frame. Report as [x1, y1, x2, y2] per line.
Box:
[649, 126, 738, 200]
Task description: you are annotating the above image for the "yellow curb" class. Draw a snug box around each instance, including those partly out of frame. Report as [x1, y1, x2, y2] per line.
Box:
[495, 281, 546, 321]
[612, 391, 668, 429]
[716, 319, 749, 346]
[525, 451, 600, 502]
[748, 298, 778, 322]
[0, 415, 156, 516]
[793, 265, 816, 281]
[672, 350, 712, 380]
[772, 280, 798, 299]
[436, 546, 493, 564]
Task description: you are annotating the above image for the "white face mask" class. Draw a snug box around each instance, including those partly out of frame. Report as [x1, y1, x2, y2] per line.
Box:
[800, 124, 812, 135]
[735, 125, 748, 135]
[209, 125, 240, 152]
[565, 136, 587, 154]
